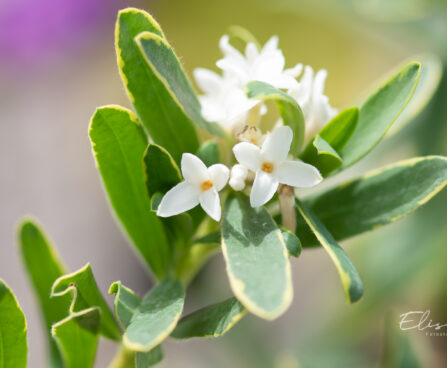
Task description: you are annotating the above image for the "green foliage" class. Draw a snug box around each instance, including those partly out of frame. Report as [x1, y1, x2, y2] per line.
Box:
[115, 8, 199, 163]
[300, 135, 342, 177]
[196, 141, 220, 167]
[340, 62, 421, 168]
[52, 307, 101, 368]
[135, 31, 225, 139]
[18, 219, 70, 367]
[51, 264, 121, 341]
[143, 144, 181, 197]
[296, 200, 363, 303]
[89, 105, 171, 279]
[245, 81, 305, 156]
[280, 227, 302, 257]
[0, 280, 27, 368]
[123, 279, 184, 352]
[297, 156, 447, 246]
[222, 195, 293, 320]
[171, 297, 246, 339]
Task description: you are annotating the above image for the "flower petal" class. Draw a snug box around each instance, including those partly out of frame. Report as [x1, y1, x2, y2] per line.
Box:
[181, 153, 209, 184]
[275, 160, 322, 188]
[261, 126, 293, 163]
[233, 142, 262, 172]
[250, 170, 279, 207]
[194, 68, 223, 94]
[208, 164, 230, 191]
[157, 182, 200, 217]
[199, 189, 221, 221]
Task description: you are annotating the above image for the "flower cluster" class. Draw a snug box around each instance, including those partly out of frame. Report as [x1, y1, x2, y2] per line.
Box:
[157, 34, 335, 221]
[194, 34, 337, 138]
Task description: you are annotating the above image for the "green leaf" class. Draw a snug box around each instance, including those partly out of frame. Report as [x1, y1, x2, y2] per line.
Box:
[115, 8, 199, 163]
[123, 279, 184, 352]
[298, 156, 447, 246]
[89, 105, 171, 279]
[0, 280, 27, 368]
[318, 107, 359, 152]
[52, 307, 100, 368]
[18, 219, 70, 368]
[340, 62, 421, 169]
[109, 281, 141, 329]
[135, 31, 225, 139]
[109, 283, 164, 367]
[51, 263, 121, 340]
[135, 346, 163, 368]
[143, 144, 181, 197]
[245, 81, 305, 156]
[300, 135, 342, 177]
[295, 199, 363, 303]
[171, 298, 246, 339]
[222, 195, 293, 320]
[280, 227, 302, 258]
[388, 54, 442, 136]
[196, 140, 220, 167]
[227, 25, 260, 49]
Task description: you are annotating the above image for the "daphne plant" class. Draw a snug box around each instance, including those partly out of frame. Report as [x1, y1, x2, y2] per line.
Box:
[3, 6, 447, 368]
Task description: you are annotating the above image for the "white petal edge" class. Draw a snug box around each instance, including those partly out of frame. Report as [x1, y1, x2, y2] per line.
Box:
[233, 142, 262, 172]
[181, 153, 209, 184]
[261, 126, 293, 163]
[250, 170, 279, 207]
[208, 164, 230, 191]
[199, 189, 221, 221]
[157, 182, 200, 217]
[275, 160, 322, 188]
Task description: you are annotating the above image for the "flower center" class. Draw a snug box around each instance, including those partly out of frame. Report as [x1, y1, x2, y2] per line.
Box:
[261, 162, 273, 173]
[201, 180, 213, 191]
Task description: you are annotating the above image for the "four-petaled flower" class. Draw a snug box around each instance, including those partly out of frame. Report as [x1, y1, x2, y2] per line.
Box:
[157, 153, 229, 221]
[233, 126, 322, 207]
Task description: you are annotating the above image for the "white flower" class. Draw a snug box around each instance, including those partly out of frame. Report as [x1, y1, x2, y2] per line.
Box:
[217, 35, 301, 90]
[157, 153, 229, 221]
[233, 126, 322, 207]
[229, 164, 248, 191]
[289, 66, 338, 143]
[194, 68, 258, 131]
[236, 125, 265, 146]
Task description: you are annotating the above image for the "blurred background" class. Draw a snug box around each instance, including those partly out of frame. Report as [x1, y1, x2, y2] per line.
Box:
[1, 0, 446, 367]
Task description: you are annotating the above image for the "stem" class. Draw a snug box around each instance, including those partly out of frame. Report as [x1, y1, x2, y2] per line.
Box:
[278, 184, 296, 233]
[108, 344, 134, 368]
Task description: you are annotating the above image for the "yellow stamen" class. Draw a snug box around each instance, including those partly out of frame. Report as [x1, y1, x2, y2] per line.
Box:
[201, 180, 213, 191]
[261, 162, 273, 173]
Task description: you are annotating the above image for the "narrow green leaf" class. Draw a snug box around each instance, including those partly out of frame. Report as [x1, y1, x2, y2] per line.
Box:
[135, 31, 225, 139]
[109, 281, 141, 329]
[318, 107, 359, 152]
[388, 55, 442, 136]
[194, 231, 221, 245]
[300, 135, 342, 177]
[0, 280, 27, 368]
[245, 81, 305, 155]
[222, 195, 293, 320]
[340, 62, 421, 169]
[196, 140, 220, 167]
[115, 8, 199, 163]
[52, 307, 100, 368]
[18, 218, 70, 368]
[279, 227, 302, 258]
[123, 279, 184, 352]
[51, 264, 121, 340]
[227, 25, 260, 49]
[135, 346, 163, 367]
[171, 298, 246, 339]
[89, 105, 171, 279]
[143, 144, 181, 197]
[298, 156, 447, 247]
[295, 199, 363, 303]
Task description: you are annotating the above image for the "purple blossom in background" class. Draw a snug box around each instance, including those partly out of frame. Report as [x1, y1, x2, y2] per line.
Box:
[0, 0, 121, 65]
